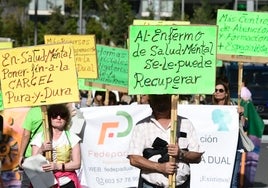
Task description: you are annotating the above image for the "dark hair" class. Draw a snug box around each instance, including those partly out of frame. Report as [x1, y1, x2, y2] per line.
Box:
[149, 94, 171, 119]
[79, 90, 88, 98]
[109, 91, 117, 105]
[95, 91, 106, 99]
[47, 104, 71, 131]
[242, 77, 248, 86]
[212, 79, 231, 105]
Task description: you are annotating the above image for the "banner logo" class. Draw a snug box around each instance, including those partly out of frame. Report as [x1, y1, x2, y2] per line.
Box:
[98, 111, 133, 144]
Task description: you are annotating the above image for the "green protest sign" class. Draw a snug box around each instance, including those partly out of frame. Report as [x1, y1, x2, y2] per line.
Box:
[78, 79, 92, 90]
[217, 9, 268, 57]
[87, 45, 128, 89]
[78, 78, 105, 91]
[217, 60, 223, 67]
[128, 25, 217, 95]
[0, 91, 3, 110]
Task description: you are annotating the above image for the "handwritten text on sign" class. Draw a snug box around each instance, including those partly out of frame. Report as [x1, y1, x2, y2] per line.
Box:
[45, 35, 98, 78]
[217, 9, 268, 57]
[0, 43, 79, 108]
[128, 25, 217, 94]
[87, 45, 128, 88]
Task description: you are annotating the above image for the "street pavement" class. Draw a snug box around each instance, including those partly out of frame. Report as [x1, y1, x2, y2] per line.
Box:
[252, 136, 268, 188]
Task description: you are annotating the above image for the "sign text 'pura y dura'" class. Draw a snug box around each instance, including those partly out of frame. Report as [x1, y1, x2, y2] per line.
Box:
[128, 25, 217, 95]
[0, 43, 79, 108]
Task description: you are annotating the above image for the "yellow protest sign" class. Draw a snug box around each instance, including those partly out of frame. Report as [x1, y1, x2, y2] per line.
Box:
[44, 35, 98, 78]
[133, 20, 190, 25]
[0, 41, 13, 110]
[0, 43, 79, 108]
[0, 42, 13, 49]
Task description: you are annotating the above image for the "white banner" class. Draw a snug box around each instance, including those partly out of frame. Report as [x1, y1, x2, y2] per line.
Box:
[178, 105, 239, 188]
[79, 104, 239, 188]
[80, 105, 152, 188]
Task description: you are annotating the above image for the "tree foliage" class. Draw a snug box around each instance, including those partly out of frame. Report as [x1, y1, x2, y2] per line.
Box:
[104, 0, 134, 47]
[190, 0, 214, 24]
[22, 20, 35, 46]
[0, 0, 260, 47]
[85, 0, 134, 47]
[37, 6, 78, 44]
[0, 0, 31, 7]
[86, 18, 106, 44]
[171, 0, 182, 20]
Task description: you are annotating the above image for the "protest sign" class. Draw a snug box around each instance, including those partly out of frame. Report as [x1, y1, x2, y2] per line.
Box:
[217, 9, 268, 63]
[128, 25, 217, 94]
[0, 92, 3, 110]
[0, 42, 12, 49]
[0, 43, 79, 108]
[0, 42, 13, 110]
[78, 78, 106, 91]
[78, 78, 90, 90]
[216, 9, 268, 184]
[133, 19, 190, 25]
[44, 35, 98, 78]
[86, 45, 128, 92]
[178, 105, 239, 188]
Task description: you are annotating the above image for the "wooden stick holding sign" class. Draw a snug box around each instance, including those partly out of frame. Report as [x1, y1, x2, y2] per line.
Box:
[169, 95, 178, 188]
[237, 62, 247, 187]
[237, 62, 243, 111]
[104, 90, 109, 106]
[41, 105, 52, 161]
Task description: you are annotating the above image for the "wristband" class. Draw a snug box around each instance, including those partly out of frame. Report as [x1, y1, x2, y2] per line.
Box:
[62, 163, 65, 171]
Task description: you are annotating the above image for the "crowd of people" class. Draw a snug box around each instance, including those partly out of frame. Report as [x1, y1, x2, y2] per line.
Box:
[17, 76, 264, 188]
[78, 90, 209, 108]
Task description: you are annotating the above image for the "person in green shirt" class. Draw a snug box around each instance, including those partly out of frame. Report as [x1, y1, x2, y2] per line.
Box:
[19, 106, 43, 187]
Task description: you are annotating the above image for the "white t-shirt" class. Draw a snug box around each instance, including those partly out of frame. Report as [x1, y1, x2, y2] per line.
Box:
[31, 130, 81, 186]
[128, 116, 203, 187]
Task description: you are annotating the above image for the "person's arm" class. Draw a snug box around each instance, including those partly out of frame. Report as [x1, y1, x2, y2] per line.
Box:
[64, 142, 81, 171]
[128, 155, 176, 175]
[40, 143, 81, 172]
[168, 143, 203, 164]
[177, 119, 204, 164]
[32, 140, 52, 156]
[19, 129, 31, 167]
[179, 150, 203, 163]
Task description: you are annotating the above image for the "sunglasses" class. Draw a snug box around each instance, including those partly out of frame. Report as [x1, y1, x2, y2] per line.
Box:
[51, 112, 68, 119]
[215, 88, 225, 93]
